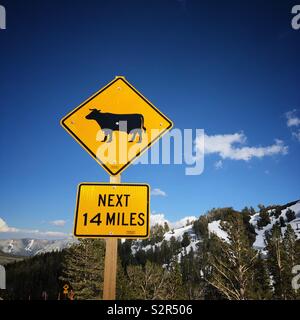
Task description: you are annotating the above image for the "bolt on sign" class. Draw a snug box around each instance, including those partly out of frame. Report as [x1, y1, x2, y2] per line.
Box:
[74, 183, 150, 238]
[60, 76, 173, 175]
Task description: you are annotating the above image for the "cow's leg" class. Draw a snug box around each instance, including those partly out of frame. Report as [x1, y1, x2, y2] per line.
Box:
[101, 129, 113, 143]
[137, 129, 143, 143]
[106, 131, 113, 143]
[101, 134, 108, 142]
[129, 130, 139, 142]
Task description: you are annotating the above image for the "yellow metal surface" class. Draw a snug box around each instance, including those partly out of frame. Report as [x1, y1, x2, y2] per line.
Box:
[61, 76, 173, 175]
[74, 183, 150, 238]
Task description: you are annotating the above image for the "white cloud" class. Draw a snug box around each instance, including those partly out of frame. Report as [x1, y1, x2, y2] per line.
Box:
[195, 132, 288, 161]
[0, 217, 69, 239]
[151, 188, 167, 197]
[150, 213, 168, 227]
[0, 218, 18, 233]
[285, 110, 300, 142]
[292, 130, 300, 142]
[214, 160, 223, 170]
[286, 109, 300, 127]
[42, 231, 68, 237]
[150, 213, 196, 229]
[50, 219, 67, 227]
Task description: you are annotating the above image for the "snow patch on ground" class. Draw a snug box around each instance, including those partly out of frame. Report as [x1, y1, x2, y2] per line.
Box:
[208, 220, 228, 242]
[164, 224, 194, 242]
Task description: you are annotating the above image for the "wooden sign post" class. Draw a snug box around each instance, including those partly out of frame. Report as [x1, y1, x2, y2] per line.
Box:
[61, 76, 172, 301]
[103, 174, 120, 300]
[72, 178, 150, 299]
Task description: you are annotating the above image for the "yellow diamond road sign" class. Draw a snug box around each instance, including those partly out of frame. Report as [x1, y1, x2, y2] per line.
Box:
[74, 183, 150, 238]
[61, 76, 173, 175]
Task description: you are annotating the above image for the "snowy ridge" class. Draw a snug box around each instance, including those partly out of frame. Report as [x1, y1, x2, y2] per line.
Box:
[132, 221, 198, 260]
[150, 214, 197, 229]
[206, 201, 300, 249]
[132, 200, 300, 261]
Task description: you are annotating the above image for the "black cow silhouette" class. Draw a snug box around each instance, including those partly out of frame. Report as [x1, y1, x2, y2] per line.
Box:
[86, 109, 146, 143]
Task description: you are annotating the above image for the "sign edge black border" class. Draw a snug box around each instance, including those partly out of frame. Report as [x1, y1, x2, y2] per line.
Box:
[60, 77, 173, 176]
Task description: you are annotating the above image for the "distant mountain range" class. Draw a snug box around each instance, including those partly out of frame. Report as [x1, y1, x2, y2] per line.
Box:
[1, 200, 299, 259]
[0, 238, 75, 257]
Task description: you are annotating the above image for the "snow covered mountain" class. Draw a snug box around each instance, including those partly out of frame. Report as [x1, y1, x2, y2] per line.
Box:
[132, 200, 300, 260]
[206, 200, 300, 249]
[0, 238, 76, 257]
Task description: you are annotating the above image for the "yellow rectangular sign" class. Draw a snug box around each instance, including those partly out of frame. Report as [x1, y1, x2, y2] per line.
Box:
[74, 183, 150, 238]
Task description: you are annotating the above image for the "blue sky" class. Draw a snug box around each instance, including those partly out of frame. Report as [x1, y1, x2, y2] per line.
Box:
[0, 0, 299, 239]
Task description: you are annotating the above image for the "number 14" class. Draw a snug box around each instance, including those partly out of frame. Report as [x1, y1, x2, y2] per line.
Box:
[83, 213, 102, 226]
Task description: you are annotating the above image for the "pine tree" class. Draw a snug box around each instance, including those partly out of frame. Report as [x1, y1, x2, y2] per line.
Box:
[193, 215, 209, 238]
[265, 224, 300, 299]
[195, 231, 223, 300]
[282, 225, 299, 299]
[274, 207, 281, 219]
[164, 261, 187, 299]
[116, 259, 130, 300]
[169, 236, 181, 257]
[206, 213, 258, 300]
[279, 216, 286, 228]
[284, 225, 297, 265]
[125, 261, 167, 299]
[119, 239, 133, 268]
[160, 240, 172, 265]
[241, 206, 256, 245]
[295, 240, 300, 299]
[181, 232, 191, 248]
[150, 224, 165, 245]
[265, 223, 286, 299]
[60, 239, 105, 300]
[180, 247, 204, 299]
[286, 209, 296, 222]
[5, 251, 65, 300]
[251, 252, 272, 299]
[257, 208, 270, 229]
[164, 222, 170, 233]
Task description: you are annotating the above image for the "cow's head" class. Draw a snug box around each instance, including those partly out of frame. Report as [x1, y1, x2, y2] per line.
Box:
[86, 108, 101, 120]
